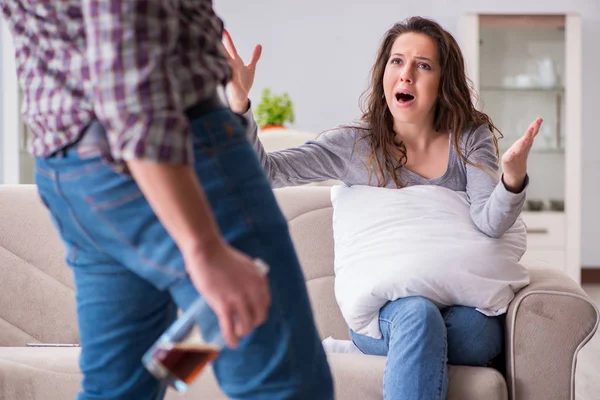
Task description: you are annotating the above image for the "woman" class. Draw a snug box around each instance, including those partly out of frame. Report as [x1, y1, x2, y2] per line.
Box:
[224, 16, 540, 399]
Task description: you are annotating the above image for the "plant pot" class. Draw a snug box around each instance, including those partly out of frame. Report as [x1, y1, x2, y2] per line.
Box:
[261, 125, 285, 131]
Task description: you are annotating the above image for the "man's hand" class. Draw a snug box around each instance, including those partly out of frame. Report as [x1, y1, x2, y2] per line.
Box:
[222, 29, 262, 113]
[501, 117, 543, 192]
[184, 241, 270, 349]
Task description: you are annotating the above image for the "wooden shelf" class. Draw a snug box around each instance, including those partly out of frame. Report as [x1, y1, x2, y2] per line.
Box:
[480, 14, 565, 29]
[481, 86, 564, 93]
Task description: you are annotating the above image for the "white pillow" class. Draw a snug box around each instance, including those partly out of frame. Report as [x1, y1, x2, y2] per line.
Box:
[331, 184, 530, 339]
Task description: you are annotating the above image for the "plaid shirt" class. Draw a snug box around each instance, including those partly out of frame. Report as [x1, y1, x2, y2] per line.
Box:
[1, 0, 231, 165]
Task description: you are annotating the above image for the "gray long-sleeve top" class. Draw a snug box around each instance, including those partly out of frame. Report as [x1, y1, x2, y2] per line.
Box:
[242, 108, 527, 238]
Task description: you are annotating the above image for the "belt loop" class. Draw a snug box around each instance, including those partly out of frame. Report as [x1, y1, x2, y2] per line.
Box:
[53, 147, 67, 159]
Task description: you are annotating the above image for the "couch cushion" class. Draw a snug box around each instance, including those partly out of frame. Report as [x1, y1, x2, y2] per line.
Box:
[274, 187, 351, 340]
[0, 347, 507, 400]
[0, 185, 78, 347]
[0, 347, 226, 400]
[328, 353, 508, 400]
[306, 276, 350, 340]
[0, 347, 81, 400]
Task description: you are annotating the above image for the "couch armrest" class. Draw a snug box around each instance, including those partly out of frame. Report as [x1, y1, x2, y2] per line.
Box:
[505, 268, 599, 400]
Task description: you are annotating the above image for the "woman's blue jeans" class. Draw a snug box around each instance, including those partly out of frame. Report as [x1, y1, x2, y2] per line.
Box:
[350, 296, 503, 400]
[34, 109, 334, 400]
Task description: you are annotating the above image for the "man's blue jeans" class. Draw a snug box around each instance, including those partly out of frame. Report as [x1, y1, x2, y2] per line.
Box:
[350, 296, 503, 400]
[34, 109, 334, 400]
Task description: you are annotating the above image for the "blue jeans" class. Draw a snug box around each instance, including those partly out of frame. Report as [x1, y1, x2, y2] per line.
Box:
[350, 296, 503, 400]
[34, 109, 334, 400]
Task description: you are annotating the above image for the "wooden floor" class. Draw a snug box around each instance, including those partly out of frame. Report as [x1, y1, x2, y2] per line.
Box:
[575, 285, 600, 400]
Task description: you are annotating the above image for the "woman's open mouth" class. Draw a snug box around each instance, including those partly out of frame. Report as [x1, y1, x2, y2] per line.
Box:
[394, 90, 415, 108]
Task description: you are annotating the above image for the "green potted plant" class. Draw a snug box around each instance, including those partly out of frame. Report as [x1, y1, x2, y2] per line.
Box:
[255, 88, 295, 130]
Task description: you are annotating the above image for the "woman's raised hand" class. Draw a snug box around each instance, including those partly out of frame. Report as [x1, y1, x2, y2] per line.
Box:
[501, 118, 543, 192]
[222, 29, 262, 114]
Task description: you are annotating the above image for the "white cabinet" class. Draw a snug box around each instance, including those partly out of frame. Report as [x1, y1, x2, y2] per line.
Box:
[521, 211, 566, 272]
[523, 212, 565, 248]
[521, 249, 565, 272]
[461, 13, 582, 283]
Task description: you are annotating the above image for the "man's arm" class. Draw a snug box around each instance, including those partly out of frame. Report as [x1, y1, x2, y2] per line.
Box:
[81, 1, 269, 347]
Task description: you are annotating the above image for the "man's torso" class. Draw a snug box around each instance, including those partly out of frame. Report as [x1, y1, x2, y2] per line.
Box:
[1, 0, 230, 157]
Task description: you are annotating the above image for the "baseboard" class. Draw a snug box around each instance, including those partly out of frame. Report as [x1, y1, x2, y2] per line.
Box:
[582, 268, 600, 284]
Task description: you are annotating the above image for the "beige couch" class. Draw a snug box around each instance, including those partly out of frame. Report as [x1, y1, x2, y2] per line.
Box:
[0, 184, 598, 400]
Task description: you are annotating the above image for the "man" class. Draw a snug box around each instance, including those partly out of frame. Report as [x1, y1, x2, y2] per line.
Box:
[0, 1, 333, 399]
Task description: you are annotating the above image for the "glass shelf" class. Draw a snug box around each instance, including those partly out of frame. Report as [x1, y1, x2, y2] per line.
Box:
[481, 85, 564, 93]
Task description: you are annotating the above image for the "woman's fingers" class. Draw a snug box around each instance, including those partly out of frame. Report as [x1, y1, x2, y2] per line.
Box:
[222, 29, 240, 59]
[526, 118, 543, 141]
[527, 118, 542, 150]
[533, 118, 543, 137]
[524, 121, 536, 141]
[221, 43, 234, 64]
[514, 118, 542, 155]
[248, 44, 263, 69]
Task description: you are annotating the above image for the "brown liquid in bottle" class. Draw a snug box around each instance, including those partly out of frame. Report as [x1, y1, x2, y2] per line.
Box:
[152, 342, 220, 384]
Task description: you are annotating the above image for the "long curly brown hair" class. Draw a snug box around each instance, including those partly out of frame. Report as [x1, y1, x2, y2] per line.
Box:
[359, 16, 501, 187]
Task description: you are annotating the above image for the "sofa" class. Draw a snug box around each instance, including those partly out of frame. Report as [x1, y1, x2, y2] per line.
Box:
[0, 184, 598, 400]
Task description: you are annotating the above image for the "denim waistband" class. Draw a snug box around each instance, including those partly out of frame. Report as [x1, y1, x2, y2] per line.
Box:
[185, 84, 229, 120]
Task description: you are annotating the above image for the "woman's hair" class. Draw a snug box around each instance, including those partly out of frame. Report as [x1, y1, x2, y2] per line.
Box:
[359, 16, 502, 187]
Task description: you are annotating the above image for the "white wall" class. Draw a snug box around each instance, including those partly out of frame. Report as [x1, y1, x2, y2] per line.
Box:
[0, 19, 4, 182]
[215, 0, 600, 267]
[0, 17, 22, 184]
